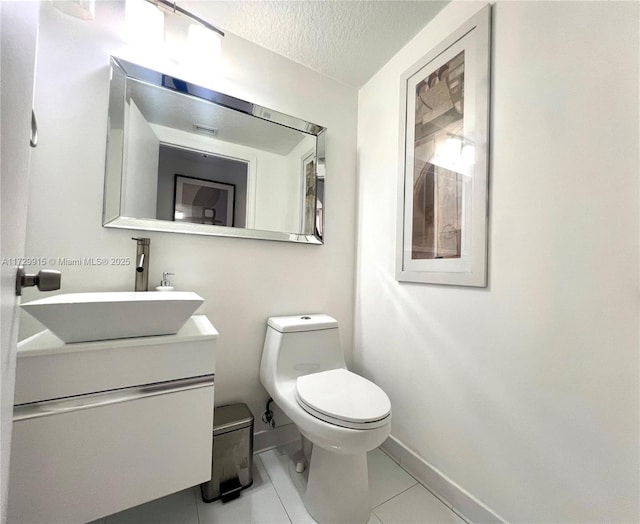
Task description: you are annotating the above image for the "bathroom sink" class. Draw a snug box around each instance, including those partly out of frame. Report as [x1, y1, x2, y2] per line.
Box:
[21, 291, 204, 343]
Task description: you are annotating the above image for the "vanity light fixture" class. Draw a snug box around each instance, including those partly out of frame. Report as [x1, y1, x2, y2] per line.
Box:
[140, 0, 224, 63]
[143, 0, 224, 39]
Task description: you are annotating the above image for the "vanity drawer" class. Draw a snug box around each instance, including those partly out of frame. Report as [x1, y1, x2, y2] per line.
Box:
[8, 380, 214, 524]
[14, 315, 217, 404]
[14, 337, 215, 404]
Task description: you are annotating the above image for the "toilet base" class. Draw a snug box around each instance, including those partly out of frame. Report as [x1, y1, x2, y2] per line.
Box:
[303, 445, 370, 524]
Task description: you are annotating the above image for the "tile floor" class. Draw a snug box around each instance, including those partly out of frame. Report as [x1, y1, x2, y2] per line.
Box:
[95, 443, 467, 524]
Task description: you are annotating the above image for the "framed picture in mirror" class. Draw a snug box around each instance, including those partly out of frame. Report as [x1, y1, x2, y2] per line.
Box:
[173, 175, 235, 226]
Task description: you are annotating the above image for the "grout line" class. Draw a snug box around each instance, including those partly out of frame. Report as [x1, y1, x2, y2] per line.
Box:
[372, 482, 468, 524]
[372, 483, 417, 510]
[451, 507, 471, 524]
[256, 453, 294, 524]
[385, 438, 506, 523]
[414, 480, 449, 509]
[193, 486, 202, 524]
[371, 508, 384, 524]
[375, 449, 467, 522]
[372, 448, 421, 508]
[371, 479, 419, 509]
[407, 475, 460, 519]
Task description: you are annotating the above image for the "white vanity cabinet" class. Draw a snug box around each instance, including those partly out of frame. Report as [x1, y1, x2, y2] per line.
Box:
[7, 315, 218, 524]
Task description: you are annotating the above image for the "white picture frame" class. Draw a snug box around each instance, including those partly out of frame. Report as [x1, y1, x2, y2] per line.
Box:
[396, 5, 491, 287]
[174, 174, 235, 226]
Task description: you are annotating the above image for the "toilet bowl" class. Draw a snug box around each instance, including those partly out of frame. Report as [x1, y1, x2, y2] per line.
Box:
[260, 314, 391, 523]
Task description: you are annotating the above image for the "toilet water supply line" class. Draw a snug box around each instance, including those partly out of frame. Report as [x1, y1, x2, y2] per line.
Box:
[263, 400, 305, 473]
[262, 398, 276, 428]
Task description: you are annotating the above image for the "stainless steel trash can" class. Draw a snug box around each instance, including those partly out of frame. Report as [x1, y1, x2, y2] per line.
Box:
[201, 403, 254, 503]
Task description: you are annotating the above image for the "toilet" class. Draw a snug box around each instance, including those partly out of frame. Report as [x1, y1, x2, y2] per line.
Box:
[260, 314, 391, 523]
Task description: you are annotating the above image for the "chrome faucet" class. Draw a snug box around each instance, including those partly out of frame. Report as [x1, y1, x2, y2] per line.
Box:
[132, 237, 150, 291]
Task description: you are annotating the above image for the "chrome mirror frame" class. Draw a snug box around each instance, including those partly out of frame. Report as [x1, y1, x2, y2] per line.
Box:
[103, 57, 326, 244]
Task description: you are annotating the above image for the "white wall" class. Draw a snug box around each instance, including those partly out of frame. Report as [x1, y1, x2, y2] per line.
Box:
[21, 1, 357, 428]
[121, 99, 159, 218]
[355, 1, 639, 522]
[250, 136, 310, 233]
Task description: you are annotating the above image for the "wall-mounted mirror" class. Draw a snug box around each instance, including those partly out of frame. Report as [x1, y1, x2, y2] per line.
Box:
[103, 57, 326, 244]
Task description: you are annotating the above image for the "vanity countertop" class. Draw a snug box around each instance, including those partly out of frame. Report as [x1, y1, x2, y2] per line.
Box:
[17, 314, 218, 358]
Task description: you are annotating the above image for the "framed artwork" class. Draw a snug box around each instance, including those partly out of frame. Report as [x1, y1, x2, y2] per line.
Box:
[173, 174, 235, 226]
[396, 5, 491, 287]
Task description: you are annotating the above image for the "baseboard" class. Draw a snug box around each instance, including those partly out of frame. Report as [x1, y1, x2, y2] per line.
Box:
[381, 436, 506, 524]
[254, 423, 300, 454]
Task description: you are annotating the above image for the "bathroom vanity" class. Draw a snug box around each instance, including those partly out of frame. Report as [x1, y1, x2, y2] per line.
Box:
[7, 315, 218, 524]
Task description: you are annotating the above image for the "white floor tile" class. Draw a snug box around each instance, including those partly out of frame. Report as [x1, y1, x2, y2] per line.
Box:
[373, 484, 465, 524]
[368, 448, 417, 507]
[97, 443, 464, 524]
[259, 443, 315, 524]
[196, 459, 291, 524]
[104, 488, 199, 524]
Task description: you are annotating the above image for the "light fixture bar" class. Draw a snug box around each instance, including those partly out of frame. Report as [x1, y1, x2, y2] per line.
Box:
[144, 0, 224, 38]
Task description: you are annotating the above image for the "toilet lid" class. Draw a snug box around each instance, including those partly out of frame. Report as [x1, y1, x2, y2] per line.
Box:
[296, 369, 391, 429]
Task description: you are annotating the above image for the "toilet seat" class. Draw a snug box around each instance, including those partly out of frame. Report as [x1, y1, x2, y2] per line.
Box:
[296, 369, 391, 430]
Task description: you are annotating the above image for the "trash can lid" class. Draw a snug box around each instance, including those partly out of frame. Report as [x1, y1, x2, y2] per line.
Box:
[214, 403, 254, 435]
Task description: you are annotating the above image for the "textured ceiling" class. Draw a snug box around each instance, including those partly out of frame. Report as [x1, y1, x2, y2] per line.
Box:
[183, 1, 449, 88]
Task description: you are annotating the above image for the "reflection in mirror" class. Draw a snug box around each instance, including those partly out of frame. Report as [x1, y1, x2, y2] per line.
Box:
[103, 57, 326, 244]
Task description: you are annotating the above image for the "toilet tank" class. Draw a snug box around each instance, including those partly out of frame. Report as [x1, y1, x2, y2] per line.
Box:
[260, 315, 346, 386]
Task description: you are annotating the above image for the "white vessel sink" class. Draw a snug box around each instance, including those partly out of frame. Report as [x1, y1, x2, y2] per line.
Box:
[21, 291, 204, 343]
